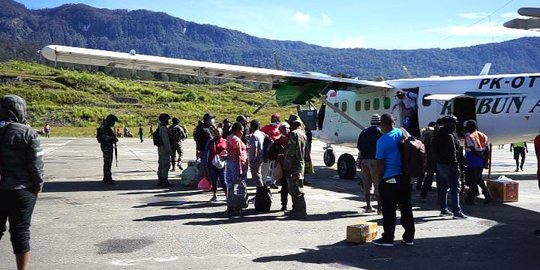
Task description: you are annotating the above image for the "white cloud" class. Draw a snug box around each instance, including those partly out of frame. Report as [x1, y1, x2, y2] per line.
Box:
[459, 12, 490, 19]
[293, 12, 310, 25]
[322, 14, 333, 26]
[332, 37, 366, 48]
[428, 23, 540, 37]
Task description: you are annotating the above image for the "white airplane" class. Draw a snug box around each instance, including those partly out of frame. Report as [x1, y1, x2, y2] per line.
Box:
[40, 45, 540, 178]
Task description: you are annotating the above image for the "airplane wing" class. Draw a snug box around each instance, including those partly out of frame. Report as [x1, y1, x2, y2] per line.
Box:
[40, 45, 391, 106]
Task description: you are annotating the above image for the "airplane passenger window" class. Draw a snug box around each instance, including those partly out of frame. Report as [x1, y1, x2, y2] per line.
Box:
[365, 100, 371, 110]
[334, 102, 339, 109]
[341, 102, 347, 112]
[384, 97, 391, 109]
[422, 94, 432, 106]
[374, 98, 380, 110]
[355, 100, 362, 111]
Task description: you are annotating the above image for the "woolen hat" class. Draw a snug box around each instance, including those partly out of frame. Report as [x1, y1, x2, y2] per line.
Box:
[370, 114, 381, 125]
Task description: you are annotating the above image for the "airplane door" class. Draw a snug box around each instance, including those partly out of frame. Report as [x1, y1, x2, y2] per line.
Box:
[453, 97, 476, 137]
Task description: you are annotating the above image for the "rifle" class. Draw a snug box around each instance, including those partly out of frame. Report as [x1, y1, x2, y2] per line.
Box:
[114, 142, 118, 167]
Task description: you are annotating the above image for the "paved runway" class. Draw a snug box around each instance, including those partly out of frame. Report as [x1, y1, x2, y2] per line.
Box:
[1, 137, 539, 269]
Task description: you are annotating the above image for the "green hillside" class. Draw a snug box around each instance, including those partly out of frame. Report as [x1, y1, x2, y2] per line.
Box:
[0, 60, 295, 136]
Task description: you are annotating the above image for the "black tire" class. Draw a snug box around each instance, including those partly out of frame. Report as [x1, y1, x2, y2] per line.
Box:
[337, 153, 357, 179]
[323, 149, 335, 167]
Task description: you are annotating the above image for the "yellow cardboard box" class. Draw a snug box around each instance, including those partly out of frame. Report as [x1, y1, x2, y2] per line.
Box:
[346, 222, 378, 244]
[487, 180, 519, 202]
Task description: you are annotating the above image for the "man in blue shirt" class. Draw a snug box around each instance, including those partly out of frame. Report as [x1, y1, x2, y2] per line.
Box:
[372, 113, 415, 247]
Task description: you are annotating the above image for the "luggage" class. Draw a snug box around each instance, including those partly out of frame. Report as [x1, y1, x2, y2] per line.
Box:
[227, 176, 248, 210]
[254, 186, 272, 212]
[180, 160, 199, 186]
[400, 128, 426, 177]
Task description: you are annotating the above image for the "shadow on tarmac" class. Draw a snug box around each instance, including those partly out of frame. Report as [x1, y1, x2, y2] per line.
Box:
[41, 179, 197, 193]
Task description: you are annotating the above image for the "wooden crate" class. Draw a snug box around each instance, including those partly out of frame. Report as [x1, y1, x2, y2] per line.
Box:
[487, 180, 519, 202]
[346, 222, 378, 244]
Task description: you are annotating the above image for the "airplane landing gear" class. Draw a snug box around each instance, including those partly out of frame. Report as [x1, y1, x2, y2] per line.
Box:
[337, 153, 357, 179]
[323, 144, 335, 167]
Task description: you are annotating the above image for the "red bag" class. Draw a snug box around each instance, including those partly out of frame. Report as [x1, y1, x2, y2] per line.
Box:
[197, 177, 213, 192]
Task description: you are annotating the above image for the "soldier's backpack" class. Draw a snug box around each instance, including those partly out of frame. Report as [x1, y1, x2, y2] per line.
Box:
[152, 128, 163, 146]
[254, 186, 272, 212]
[168, 126, 182, 143]
[96, 125, 104, 143]
[400, 128, 427, 177]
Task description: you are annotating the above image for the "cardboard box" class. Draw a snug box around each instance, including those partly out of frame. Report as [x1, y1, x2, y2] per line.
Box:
[487, 180, 519, 202]
[346, 222, 378, 244]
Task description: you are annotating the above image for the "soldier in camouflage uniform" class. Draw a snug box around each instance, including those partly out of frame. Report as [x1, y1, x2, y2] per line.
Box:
[169, 117, 187, 171]
[97, 114, 118, 185]
[283, 114, 307, 218]
[157, 113, 174, 187]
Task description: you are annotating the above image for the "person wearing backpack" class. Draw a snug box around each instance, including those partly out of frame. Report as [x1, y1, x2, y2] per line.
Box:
[0, 95, 44, 270]
[156, 113, 174, 187]
[97, 114, 118, 185]
[169, 117, 187, 171]
[283, 115, 307, 218]
[463, 120, 492, 204]
[372, 113, 414, 247]
[433, 115, 466, 219]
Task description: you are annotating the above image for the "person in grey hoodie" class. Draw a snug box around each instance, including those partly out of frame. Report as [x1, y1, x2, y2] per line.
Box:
[0, 95, 44, 270]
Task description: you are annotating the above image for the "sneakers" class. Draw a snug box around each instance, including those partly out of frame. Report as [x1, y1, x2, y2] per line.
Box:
[402, 240, 414, 246]
[453, 212, 468, 219]
[372, 238, 394, 247]
[440, 209, 452, 217]
[280, 205, 287, 211]
[210, 195, 218, 202]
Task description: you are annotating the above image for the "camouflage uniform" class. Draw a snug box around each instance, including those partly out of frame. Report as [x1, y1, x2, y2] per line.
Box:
[158, 123, 172, 181]
[283, 126, 307, 216]
[168, 124, 187, 170]
[97, 122, 117, 183]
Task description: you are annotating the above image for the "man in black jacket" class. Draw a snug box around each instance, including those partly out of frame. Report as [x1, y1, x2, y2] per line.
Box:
[97, 114, 118, 185]
[433, 115, 466, 219]
[0, 95, 45, 270]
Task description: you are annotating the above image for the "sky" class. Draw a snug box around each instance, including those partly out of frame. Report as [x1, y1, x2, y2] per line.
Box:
[16, 0, 540, 49]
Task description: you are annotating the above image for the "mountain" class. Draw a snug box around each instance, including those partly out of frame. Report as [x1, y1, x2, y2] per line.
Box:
[1, 0, 539, 79]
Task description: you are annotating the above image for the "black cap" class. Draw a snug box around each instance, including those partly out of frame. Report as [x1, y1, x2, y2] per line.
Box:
[158, 113, 171, 122]
[203, 113, 215, 122]
[172, 117, 180, 124]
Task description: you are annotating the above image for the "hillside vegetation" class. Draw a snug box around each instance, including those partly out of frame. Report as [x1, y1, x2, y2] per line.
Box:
[0, 60, 295, 136]
[1, 0, 539, 79]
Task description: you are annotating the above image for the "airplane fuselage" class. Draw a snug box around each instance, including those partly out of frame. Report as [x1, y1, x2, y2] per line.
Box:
[317, 73, 540, 147]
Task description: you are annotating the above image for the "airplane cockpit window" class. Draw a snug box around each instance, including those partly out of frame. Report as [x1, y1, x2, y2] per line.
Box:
[374, 98, 380, 110]
[355, 100, 362, 111]
[341, 102, 347, 112]
[364, 99, 371, 111]
[384, 97, 391, 109]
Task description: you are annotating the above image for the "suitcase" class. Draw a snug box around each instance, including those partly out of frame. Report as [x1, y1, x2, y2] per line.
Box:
[254, 186, 272, 212]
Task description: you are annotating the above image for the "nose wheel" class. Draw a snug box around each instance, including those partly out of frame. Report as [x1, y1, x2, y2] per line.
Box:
[337, 153, 357, 179]
[323, 147, 335, 167]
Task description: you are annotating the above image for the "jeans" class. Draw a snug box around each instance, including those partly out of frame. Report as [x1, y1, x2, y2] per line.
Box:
[207, 164, 226, 194]
[437, 163, 462, 214]
[379, 175, 415, 242]
[0, 189, 37, 254]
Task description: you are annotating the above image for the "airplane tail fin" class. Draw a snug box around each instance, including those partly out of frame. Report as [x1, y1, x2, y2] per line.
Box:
[479, 63, 492, 75]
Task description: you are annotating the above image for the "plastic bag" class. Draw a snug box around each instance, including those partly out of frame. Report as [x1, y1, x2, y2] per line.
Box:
[197, 177, 213, 192]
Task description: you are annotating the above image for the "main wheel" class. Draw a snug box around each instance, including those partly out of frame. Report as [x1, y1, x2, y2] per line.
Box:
[323, 149, 335, 167]
[337, 153, 357, 179]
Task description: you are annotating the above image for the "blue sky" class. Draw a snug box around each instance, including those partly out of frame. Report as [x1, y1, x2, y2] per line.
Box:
[17, 0, 540, 49]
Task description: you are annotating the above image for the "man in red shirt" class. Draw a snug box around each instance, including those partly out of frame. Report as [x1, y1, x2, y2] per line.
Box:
[261, 113, 281, 188]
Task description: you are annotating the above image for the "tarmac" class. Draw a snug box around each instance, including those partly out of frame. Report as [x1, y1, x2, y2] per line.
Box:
[0, 137, 539, 270]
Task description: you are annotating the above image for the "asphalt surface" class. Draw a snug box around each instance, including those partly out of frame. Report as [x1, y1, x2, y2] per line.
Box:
[0, 137, 539, 270]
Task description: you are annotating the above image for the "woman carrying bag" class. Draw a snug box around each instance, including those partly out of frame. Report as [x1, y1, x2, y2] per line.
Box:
[201, 127, 227, 201]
